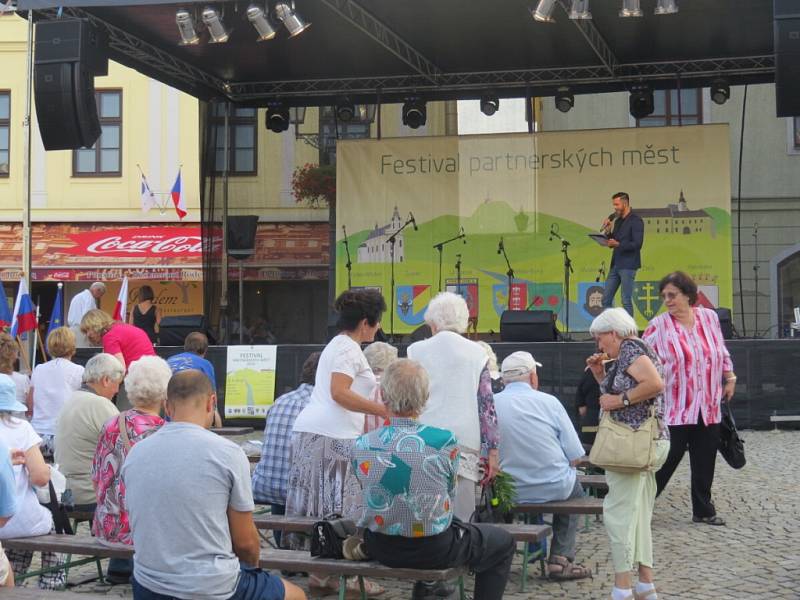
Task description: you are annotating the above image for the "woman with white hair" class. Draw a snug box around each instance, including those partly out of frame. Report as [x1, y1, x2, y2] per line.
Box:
[92, 355, 171, 584]
[362, 341, 398, 433]
[55, 353, 124, 512]
[407, 292, 499, 522]
[586, 308, 669, 600]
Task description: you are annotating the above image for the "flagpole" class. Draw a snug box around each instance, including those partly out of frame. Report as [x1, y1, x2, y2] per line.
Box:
[22, 10, 35, 366]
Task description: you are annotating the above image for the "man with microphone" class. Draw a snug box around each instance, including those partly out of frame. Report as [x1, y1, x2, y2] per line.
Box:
[601, 192, 643, 317]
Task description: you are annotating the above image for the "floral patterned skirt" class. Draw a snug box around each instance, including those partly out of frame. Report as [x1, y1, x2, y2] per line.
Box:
[284, 432, 363, 550]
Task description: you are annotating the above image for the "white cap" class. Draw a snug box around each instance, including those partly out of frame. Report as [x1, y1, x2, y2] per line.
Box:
[501, 351, 543, 377]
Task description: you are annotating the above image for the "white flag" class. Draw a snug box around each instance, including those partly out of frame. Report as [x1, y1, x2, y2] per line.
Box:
[140, 173, 157, 213]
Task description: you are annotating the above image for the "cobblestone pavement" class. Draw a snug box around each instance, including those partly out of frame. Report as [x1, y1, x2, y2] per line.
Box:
[17, 430, 800, 598]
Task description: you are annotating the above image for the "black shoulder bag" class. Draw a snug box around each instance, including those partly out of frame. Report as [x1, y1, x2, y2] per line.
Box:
[310, 514, 357, 559]
[718, 402, 746, 469]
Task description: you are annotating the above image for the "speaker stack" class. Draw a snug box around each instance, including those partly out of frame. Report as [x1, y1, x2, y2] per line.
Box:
[226, 215, 260, 260]
[499, 310, 559, 342]
[34, 19, 108, 151]
[775, 0, 800, 117]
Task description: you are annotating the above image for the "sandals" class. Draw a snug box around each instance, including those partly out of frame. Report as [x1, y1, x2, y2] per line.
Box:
[547, 555, 592, 580]
[692, 514, 726, 526]
[634, 586, 658, 600]
[309, 575, 385, 599]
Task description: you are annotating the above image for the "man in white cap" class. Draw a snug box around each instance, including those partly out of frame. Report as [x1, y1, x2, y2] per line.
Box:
[67, 282, 106, 347]
[493, 351, 591, 580]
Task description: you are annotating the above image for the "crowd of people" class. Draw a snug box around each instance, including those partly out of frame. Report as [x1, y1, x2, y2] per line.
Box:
[0, 268, 734, 600]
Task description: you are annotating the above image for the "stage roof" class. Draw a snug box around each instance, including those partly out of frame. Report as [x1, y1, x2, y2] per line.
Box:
[18, 0, 776, 105]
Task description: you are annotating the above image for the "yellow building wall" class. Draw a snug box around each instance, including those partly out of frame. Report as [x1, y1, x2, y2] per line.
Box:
[1, 13, 449, 225]
[0, 15, 201, 222]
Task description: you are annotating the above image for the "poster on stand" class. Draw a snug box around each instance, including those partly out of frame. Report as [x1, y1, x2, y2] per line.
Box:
[224, 345, 277, 418]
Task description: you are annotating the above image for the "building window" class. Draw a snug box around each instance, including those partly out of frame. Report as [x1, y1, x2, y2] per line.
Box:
[318, 106, 371, 166]
[0, 92, 9, 177]
[73, 90, 122, 176]
[212, 105, 257, 175]
[637, 89, 702, 128]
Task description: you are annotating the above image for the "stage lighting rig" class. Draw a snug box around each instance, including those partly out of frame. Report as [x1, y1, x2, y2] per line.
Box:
[569, 0, 591, 19]
[202, 6, 229, 43]
[619, 0, 642, 17]
[176, 9, 200, 45]
[480, 95, 500, 116]
[655, 0, 678, 15]
[402, 98, 427, 129]
[555, 88, 574, 113]
[275, 2, 311, 37]
[247, 4, 277, 41]
[710, 79, 730, 105]
[531, 0, 556, 22]
[629, 85, 654, 119]
[266, 104, 290, 133]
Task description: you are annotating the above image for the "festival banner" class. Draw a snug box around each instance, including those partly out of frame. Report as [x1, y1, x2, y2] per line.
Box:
[224, 345, 277, 419]
[336, 125, 732, 333]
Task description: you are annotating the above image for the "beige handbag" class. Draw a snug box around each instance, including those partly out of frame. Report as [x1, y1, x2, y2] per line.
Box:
[589, 407, 659, 473]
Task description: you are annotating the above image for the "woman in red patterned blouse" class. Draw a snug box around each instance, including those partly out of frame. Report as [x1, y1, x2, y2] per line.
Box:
[91, 355, 171, 583]
[643, 271, 736, 527]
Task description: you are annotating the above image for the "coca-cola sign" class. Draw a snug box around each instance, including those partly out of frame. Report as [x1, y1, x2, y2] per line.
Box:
[64, 227, 203, 258]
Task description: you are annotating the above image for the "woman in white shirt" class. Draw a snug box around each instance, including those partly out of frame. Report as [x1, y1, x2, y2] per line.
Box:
[0, 374, 64, 590]
[30, 328, 84, 460]
[0, 334, 29, 414]
[287, 289, 387, 597]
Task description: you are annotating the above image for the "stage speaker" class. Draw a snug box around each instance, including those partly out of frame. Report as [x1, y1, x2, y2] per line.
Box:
[34, 19, 108, 150]
[500, 310, 558, 342]
[714, 307, 734, 340]
[407, 324, 432, 343]
[159, 314, 216, 347]
[227, 215, 259, 259]
[774, 1, 800, 117]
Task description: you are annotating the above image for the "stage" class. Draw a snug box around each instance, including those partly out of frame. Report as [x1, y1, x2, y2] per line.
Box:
[75, 338, 800, 431]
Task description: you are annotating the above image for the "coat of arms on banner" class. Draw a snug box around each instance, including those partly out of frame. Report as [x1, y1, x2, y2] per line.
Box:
[578, 282, 606, 321]
[446, 279, 479, 319]
[525, 283, 563, 317]
[696, 285, 719, 308]
[396, 285, 431, 325]
[492, 283, 528, 315]
[633, 281, 663, 319]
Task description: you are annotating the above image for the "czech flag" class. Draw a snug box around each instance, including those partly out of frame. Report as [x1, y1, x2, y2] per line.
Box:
[0, 286, 12, 332]
[171, 169, 187, 220]
[45, 283, 64, 357]
[11, 278, 37, 338]
[113, 276, 129, 321]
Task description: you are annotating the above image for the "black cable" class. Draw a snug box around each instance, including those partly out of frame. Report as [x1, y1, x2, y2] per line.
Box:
[736, 85, 748, 337]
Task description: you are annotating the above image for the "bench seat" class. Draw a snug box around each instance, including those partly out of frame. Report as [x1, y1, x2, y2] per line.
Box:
[578, 473, 608, 492]
[0, 588, 112, 599]
[513, 496, 604, 515]
[3, 534, 132, 558]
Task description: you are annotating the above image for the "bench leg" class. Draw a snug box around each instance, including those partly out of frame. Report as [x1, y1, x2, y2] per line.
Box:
[338, 575, 347, 600]
[520, 541, 528, 593]
[357, 575, 367, 600]
[458, 574, 465, 600]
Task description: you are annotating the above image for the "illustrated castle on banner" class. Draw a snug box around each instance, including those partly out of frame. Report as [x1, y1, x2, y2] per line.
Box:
[357, 206, 405, 264]
[637, 191, 714, 236]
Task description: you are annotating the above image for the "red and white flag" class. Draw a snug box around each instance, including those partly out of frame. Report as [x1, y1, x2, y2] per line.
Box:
[171, 169, 187, 220]
[112, 277, 128, 321]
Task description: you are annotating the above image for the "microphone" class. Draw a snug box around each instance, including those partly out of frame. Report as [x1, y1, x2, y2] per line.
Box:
[596, 260, 606, 282]
[497, 237, 504, 255]
[461, 226, 467, 244]
[409, 212, 418, 231]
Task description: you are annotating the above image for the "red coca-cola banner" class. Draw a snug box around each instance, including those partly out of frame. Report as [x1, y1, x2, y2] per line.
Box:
[61, 227, 203, 258]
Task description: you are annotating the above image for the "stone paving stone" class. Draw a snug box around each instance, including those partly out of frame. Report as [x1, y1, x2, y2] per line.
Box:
[12, 430, 800, 598]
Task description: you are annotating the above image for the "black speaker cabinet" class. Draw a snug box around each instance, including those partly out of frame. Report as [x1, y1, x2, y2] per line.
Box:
[34, 19, 108, 150]
[159, 314, 215, 347]
[500, 310, 558, 342]
[714, 307, 734, 340]
[775, 1, 800, 117]
[226, 215, 260, 259]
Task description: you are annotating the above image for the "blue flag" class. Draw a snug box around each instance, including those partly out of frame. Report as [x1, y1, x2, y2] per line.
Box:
[46, 284, 64, 357]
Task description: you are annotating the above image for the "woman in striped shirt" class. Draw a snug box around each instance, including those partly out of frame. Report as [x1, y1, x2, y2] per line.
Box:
[643, 271, 735, 527]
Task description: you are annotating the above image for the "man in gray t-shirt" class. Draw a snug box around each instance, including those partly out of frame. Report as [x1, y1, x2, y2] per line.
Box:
[122, 370, 305, 600]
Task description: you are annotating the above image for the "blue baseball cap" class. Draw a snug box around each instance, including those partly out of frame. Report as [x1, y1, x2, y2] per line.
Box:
[0, 374, 27, 413]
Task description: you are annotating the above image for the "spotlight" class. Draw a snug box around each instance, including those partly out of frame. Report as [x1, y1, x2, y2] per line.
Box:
[531, 0, 556, 22]
[619, 0, 642, 17]
[569, 0, 591, 19]
[402, 98, 427, 129]
[266, 104, 290, 133]
[247, 4, 277, 41]
[336, 99, 356, 122]
[710, 79, 730, 105]
[202, 6, 229, 43]
[629, 86, 654, 119]
[555, 88, 574, 113]
[480, 95, 500, 116]
[654, 0, 678, 14]
[176, 9, 200, 45]
[274, 2, 311, 37]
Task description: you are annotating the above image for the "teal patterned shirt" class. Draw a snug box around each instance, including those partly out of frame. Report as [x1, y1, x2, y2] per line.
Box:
[351, 417, 459, 538]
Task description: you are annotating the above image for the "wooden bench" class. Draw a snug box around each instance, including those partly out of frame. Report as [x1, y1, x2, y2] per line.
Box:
[210, 426, 254, 436]
[253, 514, 552, 593]
[513, 496, 604, 515]
[578, 473, 608, 493]
[0, 588, 111, 599]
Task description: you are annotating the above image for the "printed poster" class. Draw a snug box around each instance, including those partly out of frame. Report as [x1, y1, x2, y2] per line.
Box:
[224, 345, 277, 418]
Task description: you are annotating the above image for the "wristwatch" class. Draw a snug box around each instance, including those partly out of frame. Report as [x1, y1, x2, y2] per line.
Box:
[622, 392, 631, 407]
